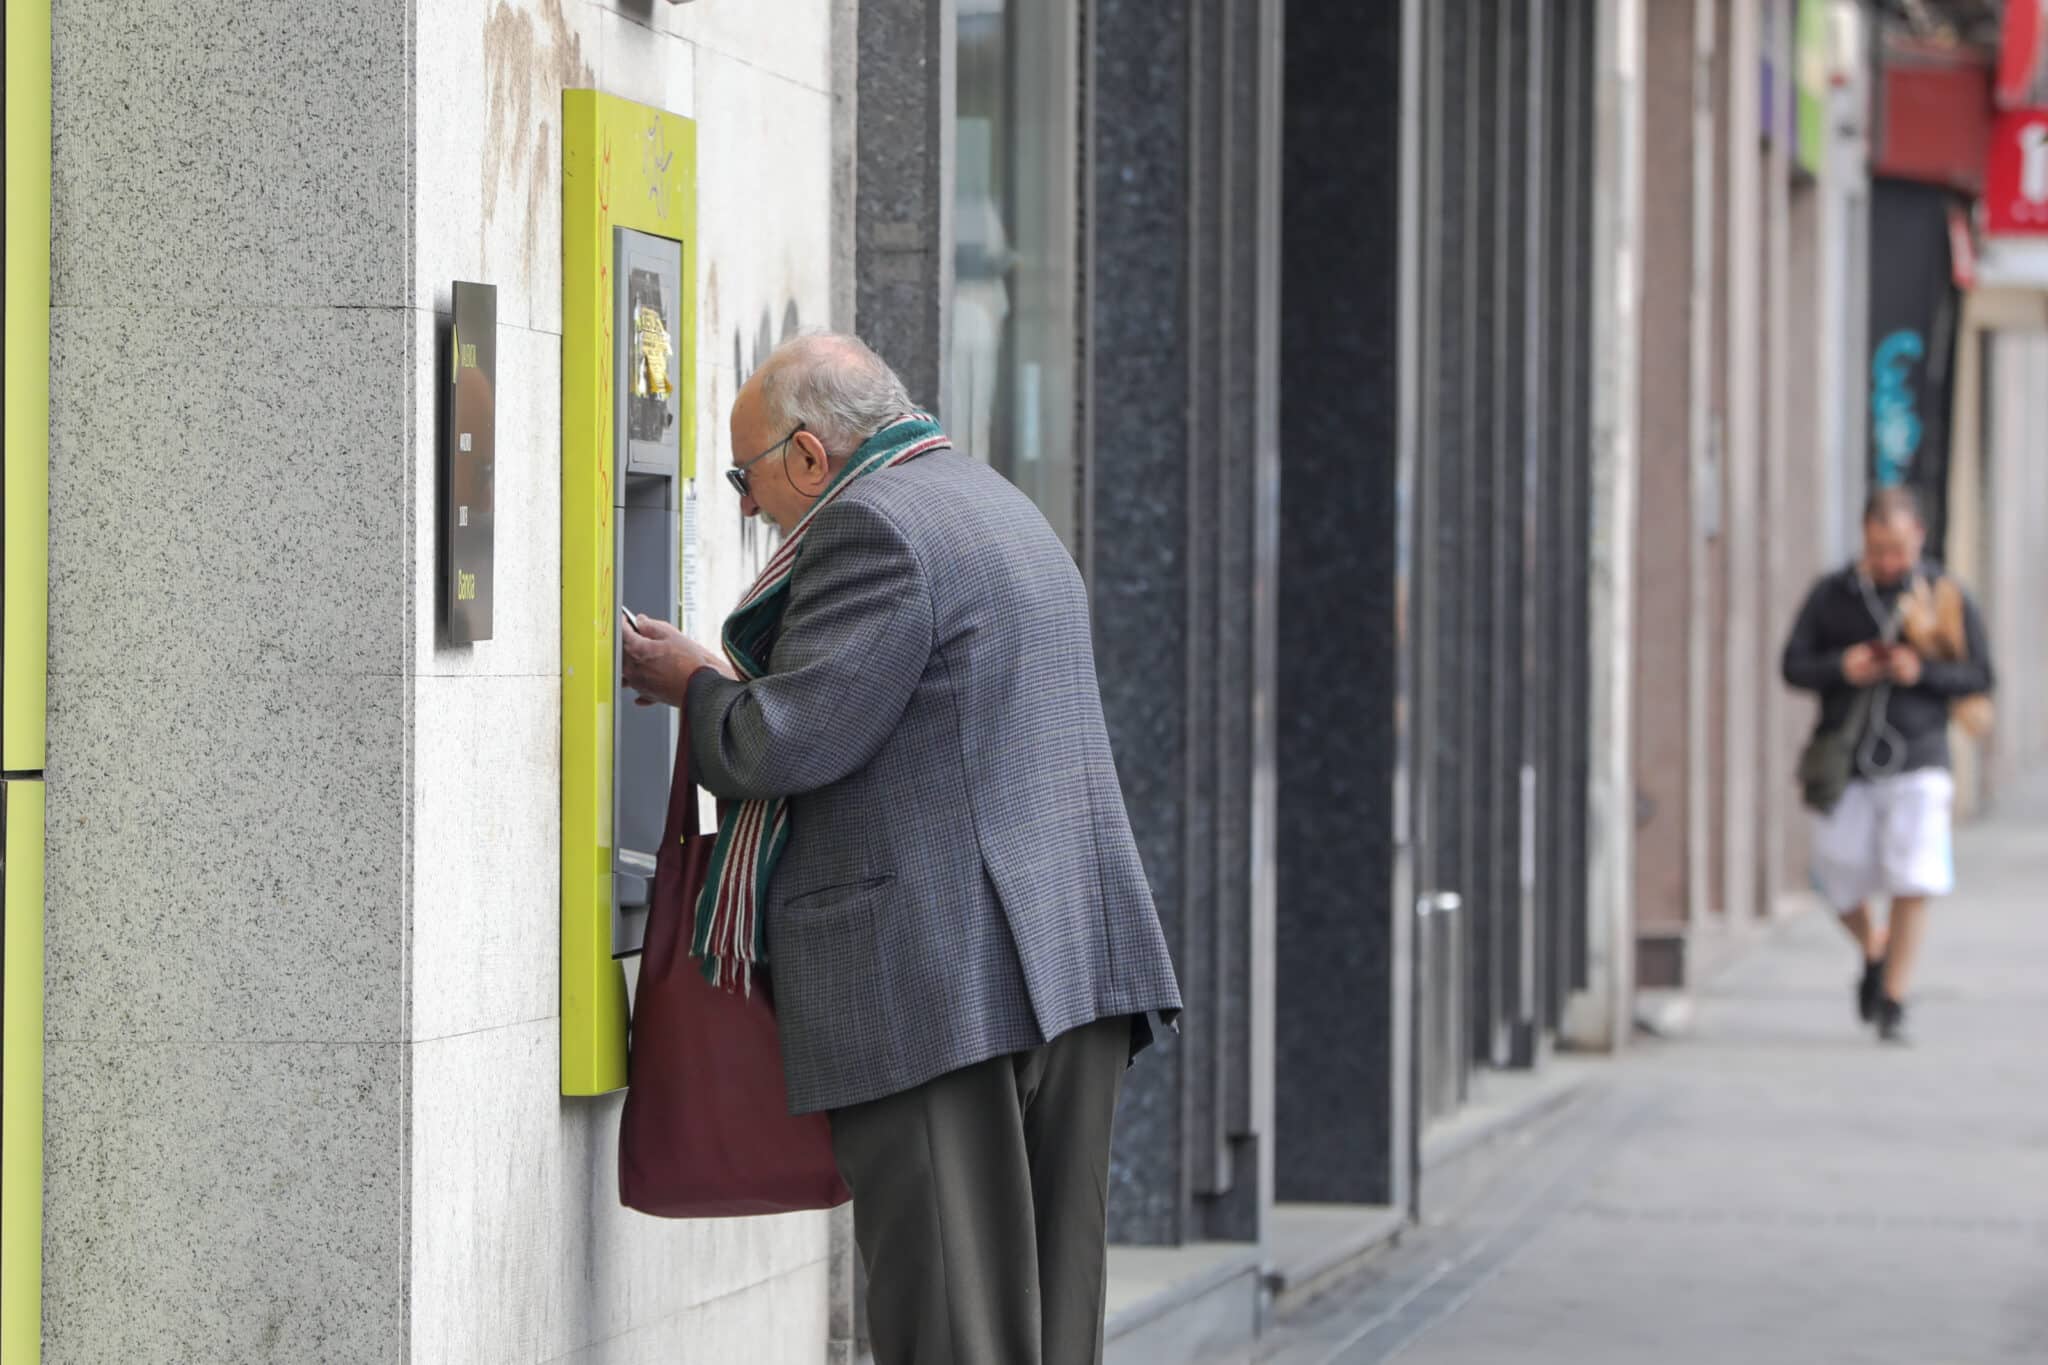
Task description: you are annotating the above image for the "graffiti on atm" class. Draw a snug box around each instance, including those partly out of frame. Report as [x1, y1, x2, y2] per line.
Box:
[596, 136, 616, 601]
[641, 118, 680, 222]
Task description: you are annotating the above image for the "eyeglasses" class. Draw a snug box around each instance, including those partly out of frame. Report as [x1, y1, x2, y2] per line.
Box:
[727, 425, 803, 500]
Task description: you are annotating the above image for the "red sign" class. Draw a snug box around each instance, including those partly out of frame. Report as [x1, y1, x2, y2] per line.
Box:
[1998, 0, 2048, 109]
[1986, 109, 2048, 234]
[1875, 42, 1993, 195]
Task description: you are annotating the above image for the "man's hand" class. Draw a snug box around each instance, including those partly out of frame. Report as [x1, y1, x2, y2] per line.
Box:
[1886, 644, 1923, 687]
[1842, 643, 1886, 687]
[620, 614, 736, 708]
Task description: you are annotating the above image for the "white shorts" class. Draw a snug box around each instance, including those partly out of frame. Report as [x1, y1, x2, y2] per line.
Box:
[1810, 769, 1955, 910]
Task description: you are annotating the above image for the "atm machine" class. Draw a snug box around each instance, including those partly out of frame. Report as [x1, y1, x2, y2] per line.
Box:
[560, 93, 697, 1097]
[608, 227, 684, 962]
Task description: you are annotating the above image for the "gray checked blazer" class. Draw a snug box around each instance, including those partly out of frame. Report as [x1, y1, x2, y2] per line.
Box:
[686, 448, 1183, 1115]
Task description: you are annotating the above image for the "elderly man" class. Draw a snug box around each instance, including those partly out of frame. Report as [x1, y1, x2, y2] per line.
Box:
[622, 333, 1181, 1364]
[1782, 486, 1993, 1044]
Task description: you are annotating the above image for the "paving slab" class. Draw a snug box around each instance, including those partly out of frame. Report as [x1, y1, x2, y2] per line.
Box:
[1262, 774, 2048, 1365]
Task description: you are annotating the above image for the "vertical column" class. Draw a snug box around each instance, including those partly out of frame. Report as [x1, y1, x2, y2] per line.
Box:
[1946, 308, 1985, 815]
[1414, 0, 1469, 1127]
[1985, 338, 2048, 786]
[856, 0, 955, 409]
[1174, 0, 1282, 1245]
[1686, 0, 1721, 944]
[2024, 341, 2048, 769]
[1505, 0, 1553, 1061]
[1531, 0, 1569, 1030]
[1782, 173, 1824, 884]
[1464, 0, 1505, 1070]
[1535, 0, 1596, 1027]
[1758, 0, 1795, 918]
[1497, 0, 1541, 1063]
[1430, 0, 1472, 1095]
[1631, 0, 1701, 988]
[1246, 0, 1286, 1246]
[1722, 0, 1764, 925]
[1274, 0, 1409, 1206]
[1409, 0, 1479, 1122]
[1094, 0, 1196, 1246]
[1701, 0, 1734, 925]
[1191, 0, 1284, 1243]
[1565, 0, 1600, 1007]
[1573, 0, 1645, 1048]
[1180, 0, 1227, 1239]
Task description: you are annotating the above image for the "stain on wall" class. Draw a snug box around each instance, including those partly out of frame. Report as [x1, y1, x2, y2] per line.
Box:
[482, 0, 595, 290]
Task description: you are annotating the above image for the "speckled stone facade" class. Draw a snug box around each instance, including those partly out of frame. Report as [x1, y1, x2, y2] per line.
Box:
[855, 0, 951, 411]
[1091, 0, 1195, 1248]
[1090, 0, 1285, 1248]
[43, 4, 412, 1356]
[42, 3, 847, 1361]
[1274, 2, 1407, 1206]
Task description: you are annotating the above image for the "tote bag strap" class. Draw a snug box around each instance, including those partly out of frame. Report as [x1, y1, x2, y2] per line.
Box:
[641, 693, 708, 978]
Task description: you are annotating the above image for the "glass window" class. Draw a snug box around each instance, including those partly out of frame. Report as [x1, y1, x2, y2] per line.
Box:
[950, 0, 1081, 548]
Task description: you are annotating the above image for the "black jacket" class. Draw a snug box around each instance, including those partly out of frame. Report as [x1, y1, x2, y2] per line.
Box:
[1780, 563, 1994, 778]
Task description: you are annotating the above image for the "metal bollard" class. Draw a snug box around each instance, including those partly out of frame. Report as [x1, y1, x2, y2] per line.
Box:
[1417, 891, 1466, 1122]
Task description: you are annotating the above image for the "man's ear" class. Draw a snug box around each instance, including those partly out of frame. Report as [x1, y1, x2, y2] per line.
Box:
[793, 429, 832, 486]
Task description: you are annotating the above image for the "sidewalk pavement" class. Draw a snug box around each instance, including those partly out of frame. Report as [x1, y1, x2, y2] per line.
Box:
[1263, 774, 2048, 1365]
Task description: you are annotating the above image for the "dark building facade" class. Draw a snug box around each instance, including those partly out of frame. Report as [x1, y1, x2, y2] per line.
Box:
[855, 0, 1616, 1354]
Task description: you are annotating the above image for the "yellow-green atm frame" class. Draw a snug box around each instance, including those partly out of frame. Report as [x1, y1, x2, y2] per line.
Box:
[560, 92, 696, 1096]
[2, 1, 51, 1358]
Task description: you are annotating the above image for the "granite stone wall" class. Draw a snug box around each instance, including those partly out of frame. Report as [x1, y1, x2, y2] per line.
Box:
[1273, 0, 1407, 1207]
[44, 2, 412, 1357]
[44, 3, 848, 1360]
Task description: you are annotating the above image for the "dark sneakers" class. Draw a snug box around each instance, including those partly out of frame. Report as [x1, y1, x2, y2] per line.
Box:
[1858, 959, 1886, 1024]
[1876, 996, 1910, 1044]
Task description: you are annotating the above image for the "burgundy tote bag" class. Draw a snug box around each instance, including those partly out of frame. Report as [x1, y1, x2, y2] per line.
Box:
[617, 718, 851, 1218]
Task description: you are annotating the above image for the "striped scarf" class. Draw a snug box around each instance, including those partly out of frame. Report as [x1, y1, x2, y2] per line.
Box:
[692, 413, 952, 989]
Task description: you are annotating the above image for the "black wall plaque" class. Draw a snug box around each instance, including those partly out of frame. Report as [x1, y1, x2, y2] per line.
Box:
[445, 282, 497, 643]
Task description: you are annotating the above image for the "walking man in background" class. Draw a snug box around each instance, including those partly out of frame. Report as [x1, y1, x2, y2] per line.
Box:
[1782, 487, 1994, 1043]
[622, 333, 1182, 1364]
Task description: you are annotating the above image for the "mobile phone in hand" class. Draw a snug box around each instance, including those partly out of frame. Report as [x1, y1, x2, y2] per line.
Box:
[621, 605, 638, 636]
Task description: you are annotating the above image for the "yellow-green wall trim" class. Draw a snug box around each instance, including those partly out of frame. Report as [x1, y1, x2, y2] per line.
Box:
[2, 783, 45, 1365]
[4, 0, 50, 775]
[2, 3, 51, 1362]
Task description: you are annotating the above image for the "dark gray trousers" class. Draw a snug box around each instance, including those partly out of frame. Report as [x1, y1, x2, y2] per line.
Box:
[828, 1015, 1131, 1365]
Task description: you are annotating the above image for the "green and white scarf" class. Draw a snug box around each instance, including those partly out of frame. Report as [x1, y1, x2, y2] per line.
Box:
[692, 413, 951, 988]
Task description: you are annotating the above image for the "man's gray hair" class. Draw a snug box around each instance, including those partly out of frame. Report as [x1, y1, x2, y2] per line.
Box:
[756, 332, 916, 459]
